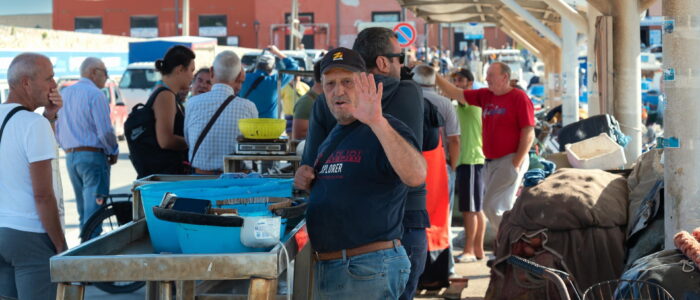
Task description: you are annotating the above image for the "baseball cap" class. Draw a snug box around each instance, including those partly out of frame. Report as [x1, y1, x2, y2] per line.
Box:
[319, 47, 366, 74]
[452, 68, 474, 82]
[258, 54, 275, 68]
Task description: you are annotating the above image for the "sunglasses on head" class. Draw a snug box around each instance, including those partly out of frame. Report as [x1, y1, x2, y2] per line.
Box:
[383, 53, 405, 64]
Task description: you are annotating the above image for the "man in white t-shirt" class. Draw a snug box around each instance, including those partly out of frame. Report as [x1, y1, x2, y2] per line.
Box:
[0, 53, 66, 300]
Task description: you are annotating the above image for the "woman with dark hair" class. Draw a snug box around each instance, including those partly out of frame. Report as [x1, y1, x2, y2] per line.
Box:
[127, 45, 195, 178]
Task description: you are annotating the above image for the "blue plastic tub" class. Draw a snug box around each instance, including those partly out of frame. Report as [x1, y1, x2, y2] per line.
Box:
[176, 202, 287, 254]
[138, 178, 293, 253]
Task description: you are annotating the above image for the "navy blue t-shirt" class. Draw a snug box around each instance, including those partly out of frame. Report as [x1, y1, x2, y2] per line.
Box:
[306, 115, 420, 252]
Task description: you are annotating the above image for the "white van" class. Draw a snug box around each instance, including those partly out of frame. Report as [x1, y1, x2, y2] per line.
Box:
[119, 62, 162, 112]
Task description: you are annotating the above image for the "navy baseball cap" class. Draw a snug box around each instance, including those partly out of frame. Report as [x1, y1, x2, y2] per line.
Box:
[320, 47, 367, 74]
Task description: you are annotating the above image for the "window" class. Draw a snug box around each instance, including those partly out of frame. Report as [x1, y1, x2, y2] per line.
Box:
[131, 16, 158, 38]
[75, 17, 102, 34]
[372, 12, 400, 22]
[119, 68, 161, 90]
[199, 15, 227, 37]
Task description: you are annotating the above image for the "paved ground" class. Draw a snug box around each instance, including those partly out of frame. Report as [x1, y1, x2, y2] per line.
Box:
[57, 141, 491, 299]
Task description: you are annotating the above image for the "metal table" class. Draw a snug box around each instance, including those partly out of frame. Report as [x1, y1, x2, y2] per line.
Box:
[51, 219, 312, 300]
[223, 154, 301, 175]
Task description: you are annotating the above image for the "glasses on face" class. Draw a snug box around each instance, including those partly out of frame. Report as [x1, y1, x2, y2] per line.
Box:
[96, 68, 109, 78]
[382, 53, 405, 65]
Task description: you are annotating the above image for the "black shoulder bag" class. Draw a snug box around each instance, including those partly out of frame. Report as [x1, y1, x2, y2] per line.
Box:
[0, 106, 30, 145]
[189, 95, 236, 164]
[243, 75, 266, 99]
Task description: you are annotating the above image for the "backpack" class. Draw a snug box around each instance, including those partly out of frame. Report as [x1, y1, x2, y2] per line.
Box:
[124, 87, 187, 178]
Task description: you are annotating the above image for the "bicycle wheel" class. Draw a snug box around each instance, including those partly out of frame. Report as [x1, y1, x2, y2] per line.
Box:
[80, 202, 133, 243]
[80, 202, 146, 294]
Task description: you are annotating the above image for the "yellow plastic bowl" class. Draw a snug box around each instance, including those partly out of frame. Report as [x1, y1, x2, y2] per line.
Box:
[238, 118, 286, 140]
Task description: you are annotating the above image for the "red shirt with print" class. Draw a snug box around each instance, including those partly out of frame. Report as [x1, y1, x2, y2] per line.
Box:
[463, 88, 535, 159]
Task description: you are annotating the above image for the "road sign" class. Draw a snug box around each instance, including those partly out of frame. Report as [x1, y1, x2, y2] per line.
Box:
[393, 22, 416, 48]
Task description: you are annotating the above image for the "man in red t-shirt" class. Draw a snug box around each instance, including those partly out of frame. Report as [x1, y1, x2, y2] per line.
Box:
[436, 62, 534, 228]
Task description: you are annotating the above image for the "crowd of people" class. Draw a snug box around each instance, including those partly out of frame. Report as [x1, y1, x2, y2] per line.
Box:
[0, 26, 534, 300]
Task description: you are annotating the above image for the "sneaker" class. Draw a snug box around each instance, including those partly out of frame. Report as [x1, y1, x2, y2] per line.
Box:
[456, 254, 478, 263]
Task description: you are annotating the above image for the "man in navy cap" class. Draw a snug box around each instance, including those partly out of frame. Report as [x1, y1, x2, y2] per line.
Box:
[302, 47, 427, 299]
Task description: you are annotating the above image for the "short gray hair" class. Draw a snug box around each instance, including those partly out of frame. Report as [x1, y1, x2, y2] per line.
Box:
[493, 62, 511, 79]
[412, 64, 436, 86]
[7, 53, 46, 86]
[212, 51, 242, 82]
[80, 57, 104, 77]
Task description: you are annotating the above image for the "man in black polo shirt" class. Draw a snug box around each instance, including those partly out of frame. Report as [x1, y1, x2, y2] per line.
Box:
[301, 47, 427, 299]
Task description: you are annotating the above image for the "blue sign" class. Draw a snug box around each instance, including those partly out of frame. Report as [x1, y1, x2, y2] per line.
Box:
[0, 50, 128, 81]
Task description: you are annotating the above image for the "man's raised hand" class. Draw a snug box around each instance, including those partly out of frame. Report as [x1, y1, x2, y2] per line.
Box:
[351, 72, 383, 126]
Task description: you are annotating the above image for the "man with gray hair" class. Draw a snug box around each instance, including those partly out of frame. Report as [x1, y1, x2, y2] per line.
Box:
[0, 53, 66, 300]
[56, 57, 118, 237]
[185, 50, 258, 174]
[436, 62, 535, 229]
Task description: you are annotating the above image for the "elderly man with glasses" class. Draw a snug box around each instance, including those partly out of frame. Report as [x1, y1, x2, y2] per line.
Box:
[56, 57, 119, 237]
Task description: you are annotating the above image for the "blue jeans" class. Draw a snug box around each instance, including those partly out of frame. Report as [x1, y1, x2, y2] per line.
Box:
[399, 228, 427, 300]
[66, 151, 110, 236]
[314, 245, 411, 300]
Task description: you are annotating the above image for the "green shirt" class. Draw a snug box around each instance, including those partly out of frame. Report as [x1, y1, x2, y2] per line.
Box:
[293, 90, 320, 120]
[457, 103, 485, 165]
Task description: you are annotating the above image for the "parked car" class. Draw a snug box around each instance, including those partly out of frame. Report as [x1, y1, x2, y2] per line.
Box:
[57, 77, 128, 140]
[0, 80, 9, 103]
[241, 50, 313, 72]
[119, 62, 161, 112]
[304, 49, 327, 61]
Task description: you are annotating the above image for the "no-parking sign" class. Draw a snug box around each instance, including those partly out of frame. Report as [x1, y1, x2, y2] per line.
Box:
[393, 22, 416, 48]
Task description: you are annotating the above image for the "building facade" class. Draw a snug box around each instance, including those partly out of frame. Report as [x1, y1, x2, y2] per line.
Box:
[53, 0, 510, 51]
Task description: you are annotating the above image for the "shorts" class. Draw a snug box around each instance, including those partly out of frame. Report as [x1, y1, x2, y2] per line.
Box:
[456, 164, 484, 212]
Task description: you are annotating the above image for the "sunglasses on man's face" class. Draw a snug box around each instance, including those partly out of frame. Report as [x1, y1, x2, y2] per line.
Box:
[383, 53, 405, 65]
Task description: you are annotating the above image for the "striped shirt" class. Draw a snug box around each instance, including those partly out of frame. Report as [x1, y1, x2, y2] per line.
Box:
[56, 78, 119, 155]
[184, 83, 258, 171]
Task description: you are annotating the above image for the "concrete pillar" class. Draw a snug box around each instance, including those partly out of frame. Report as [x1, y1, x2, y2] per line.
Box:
[663, 0, 700, 248]
[612, 0, 643, 163]
[586, 5, 602, 116]
[562, 19, 580, 125]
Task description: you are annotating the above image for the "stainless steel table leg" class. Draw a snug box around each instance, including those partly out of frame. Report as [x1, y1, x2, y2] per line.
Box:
[146, 281, 159, 300]
[158, 281, 173, 300]
[56, 283, 84, 300]
[176, 280, 196, 300]
[248, 278, 278, 300]
[292, 242, 313, 300]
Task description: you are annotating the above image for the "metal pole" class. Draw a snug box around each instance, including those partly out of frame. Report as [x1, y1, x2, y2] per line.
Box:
[664, 0, 700, 249]
[335, 0, 340, 48]
[561, 19, 579, 125]
[290, 0, 298, 50]
[438, 23, 443, 56]
[612, 0, 642, 163]
[182, 0, 189, 36]
[424, 23, 429, 61]
[174, 0, 179, 36]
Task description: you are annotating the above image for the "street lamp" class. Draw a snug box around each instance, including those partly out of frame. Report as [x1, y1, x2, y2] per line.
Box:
[254, 20, 260, 49]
